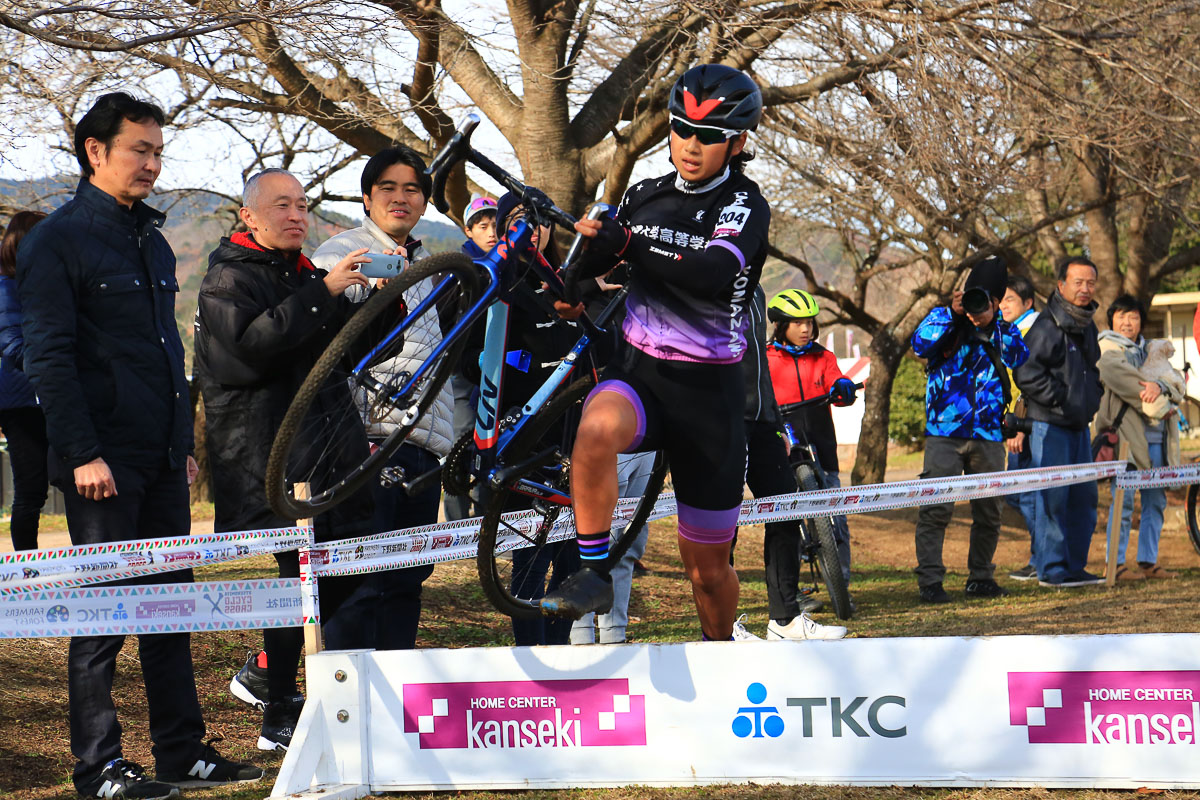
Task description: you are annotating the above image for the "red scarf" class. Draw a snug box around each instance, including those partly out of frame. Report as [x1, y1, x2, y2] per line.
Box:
[230, 231, 315, 273]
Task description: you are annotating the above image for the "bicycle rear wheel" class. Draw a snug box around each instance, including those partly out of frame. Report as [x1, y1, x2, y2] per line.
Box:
[477, 376, 595, 618]
[1187, 483, 1200, 557]
[795, 464, 853, 620]
[266, 252, 479, 520]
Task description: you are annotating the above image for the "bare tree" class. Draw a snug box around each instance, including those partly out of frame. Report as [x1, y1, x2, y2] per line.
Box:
[757, 0, 1200, 482]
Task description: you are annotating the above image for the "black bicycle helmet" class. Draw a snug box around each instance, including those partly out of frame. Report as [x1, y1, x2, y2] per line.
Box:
[668, 64, 763, 132]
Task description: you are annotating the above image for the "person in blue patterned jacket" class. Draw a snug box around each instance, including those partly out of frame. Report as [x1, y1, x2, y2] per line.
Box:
[910, 255, 1029, 604]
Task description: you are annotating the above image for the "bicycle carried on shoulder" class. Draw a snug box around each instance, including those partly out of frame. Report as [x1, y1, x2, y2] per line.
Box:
[265, 114, 666, 619]
[777, 384, 862, 621]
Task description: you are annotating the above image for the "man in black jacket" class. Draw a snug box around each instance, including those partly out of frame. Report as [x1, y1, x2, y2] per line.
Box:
[17, 92, 260, 799]
[1013, 256, 1104, 587]
[195, 168, 374, 751]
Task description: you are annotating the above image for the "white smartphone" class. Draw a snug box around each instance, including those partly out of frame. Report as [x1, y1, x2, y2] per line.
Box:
[359, 253, 408, 279]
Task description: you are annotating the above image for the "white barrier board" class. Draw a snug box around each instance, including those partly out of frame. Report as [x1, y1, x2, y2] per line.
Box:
[273, 633, 1200, 795]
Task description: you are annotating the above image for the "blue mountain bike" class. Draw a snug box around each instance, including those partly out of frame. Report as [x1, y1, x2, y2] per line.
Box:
[266, 115, 667, 618]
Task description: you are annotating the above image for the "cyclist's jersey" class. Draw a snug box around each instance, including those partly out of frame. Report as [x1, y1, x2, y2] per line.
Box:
[615, 168, 771, 364]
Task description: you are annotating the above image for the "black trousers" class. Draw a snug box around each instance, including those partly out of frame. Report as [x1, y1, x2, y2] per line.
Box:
[62, 461, 205, 789]
[0, 406, 48, 551]
[744, 420, 805, 621]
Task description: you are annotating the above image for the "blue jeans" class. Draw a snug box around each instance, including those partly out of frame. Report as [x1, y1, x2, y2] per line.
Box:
[1007, 445, 1037, 565]
[1029, 421, 1097, 582]
[1117, 441, 1167, 565]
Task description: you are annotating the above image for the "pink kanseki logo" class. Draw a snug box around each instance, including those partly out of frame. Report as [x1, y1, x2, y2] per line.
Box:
[1008, 670, 1200, 744]
[402, 678, 646, 750]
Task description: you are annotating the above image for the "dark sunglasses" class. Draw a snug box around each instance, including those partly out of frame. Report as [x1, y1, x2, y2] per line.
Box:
[670, 118, 738, 145]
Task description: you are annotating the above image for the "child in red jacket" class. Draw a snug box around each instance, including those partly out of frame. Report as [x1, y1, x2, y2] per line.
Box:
[765, 289, 855, 585]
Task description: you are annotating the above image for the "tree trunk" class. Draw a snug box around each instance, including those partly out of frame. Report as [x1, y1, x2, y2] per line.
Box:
[851, 332, 906, 485]
[1075, 143, 1121, 314]
[191, 393, 212, 505]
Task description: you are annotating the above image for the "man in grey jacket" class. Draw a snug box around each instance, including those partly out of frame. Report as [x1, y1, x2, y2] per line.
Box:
[311, 145, 450, 649]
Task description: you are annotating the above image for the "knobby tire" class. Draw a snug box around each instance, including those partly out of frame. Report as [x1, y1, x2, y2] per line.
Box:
[795, 464, 853, 620]
[266, 252, 479, 520]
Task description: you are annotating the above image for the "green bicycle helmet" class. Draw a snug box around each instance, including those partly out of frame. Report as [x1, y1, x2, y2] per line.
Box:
[767, 288, 820, 322]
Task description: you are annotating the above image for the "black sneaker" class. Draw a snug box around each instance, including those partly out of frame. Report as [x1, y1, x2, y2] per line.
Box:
[965, 578, 1010, 598]
[1008, 564, 1038, 581]
[259, 696, 304, 751]
[78, 759, 180, 800]
[230, 650, 269, 710]
[919, 582, 952, 604]
[157, 740, 263, 788]
[540, 567, 614, 619]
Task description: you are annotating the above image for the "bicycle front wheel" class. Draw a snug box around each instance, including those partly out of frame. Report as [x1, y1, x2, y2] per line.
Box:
[1187, 483, 1200, 557]
[266, 252, 479, 520]
[795, 464, 853, 620]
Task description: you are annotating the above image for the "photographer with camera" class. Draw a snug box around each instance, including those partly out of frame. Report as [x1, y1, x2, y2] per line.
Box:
[1013, 256, 1103, 588]
[910, 256, 1028, 604]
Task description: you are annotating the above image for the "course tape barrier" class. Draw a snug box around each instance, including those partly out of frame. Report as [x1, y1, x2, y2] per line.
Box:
[0, 578, 305, 639]
[1115, 461, 1200, 491]
[0, 460, 1132, 590]
[307, 461, 1125, 578]
[0, 527, 311, 595]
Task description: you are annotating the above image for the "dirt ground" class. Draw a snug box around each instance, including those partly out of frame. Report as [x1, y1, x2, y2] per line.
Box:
[1, 460, 1198, 799]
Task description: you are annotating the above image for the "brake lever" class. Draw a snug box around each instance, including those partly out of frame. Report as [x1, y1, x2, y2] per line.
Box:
[561, 203, 613, 306]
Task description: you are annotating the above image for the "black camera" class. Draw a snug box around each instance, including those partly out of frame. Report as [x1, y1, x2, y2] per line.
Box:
[962, 287, 992, 316]
[1001, 411, 1032, 439]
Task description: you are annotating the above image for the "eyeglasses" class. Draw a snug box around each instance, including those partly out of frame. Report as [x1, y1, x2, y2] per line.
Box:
[669, 117, 740, 145]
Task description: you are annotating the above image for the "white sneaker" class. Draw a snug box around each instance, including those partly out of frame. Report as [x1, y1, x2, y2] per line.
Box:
[731, 614, 762, 641]
[767, 612, 847, 641]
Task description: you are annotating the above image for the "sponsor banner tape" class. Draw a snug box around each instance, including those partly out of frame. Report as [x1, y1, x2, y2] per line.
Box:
[1115, 462, 1200, 490]
[309, 461, 1124, 578]
[0, 461, 1129, 587]
[0, 528, 310, 595]
[0, 578, 305, 639]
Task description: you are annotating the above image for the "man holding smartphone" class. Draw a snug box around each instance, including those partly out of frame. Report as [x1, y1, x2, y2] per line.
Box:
[310, 145, 452, 651]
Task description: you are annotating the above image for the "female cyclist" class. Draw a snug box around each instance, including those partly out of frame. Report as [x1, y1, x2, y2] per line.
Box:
[542, 64, 770, 641]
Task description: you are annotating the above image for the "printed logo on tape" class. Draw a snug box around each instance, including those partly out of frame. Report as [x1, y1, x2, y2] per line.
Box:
[1009, 670, 1200, 744]
[402, 679, 646, 750]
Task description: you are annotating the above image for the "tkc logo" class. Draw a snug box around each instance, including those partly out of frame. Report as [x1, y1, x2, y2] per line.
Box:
[732, 683, 906, 739]
[1009, 670, 1200, 744]
[402, 678, 646, 750]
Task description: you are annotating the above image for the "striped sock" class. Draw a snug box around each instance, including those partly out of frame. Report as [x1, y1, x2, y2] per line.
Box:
[577, 531, 611, 564]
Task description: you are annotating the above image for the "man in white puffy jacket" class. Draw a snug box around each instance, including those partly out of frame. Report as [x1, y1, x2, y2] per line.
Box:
[311, 145, 452, 650]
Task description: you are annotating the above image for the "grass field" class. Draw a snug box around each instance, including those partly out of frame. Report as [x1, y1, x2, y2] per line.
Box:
[2, 477, 1199, 799]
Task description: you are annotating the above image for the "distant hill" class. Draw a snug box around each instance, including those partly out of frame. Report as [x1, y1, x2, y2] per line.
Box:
[1, 176, 465, 368]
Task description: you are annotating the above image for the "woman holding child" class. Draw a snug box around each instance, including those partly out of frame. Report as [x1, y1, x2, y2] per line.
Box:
[1095, 293, 1182, 580]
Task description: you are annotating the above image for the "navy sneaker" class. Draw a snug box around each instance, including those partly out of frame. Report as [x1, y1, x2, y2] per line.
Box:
[1008, 564, 1038, 581]
[157, 740, 263, 788]
[230, 650, 269, 710]
[540, 567, 613, 619]
[965, 578, 1010, 598]
[1040, 570, 1104, 588]
[78, 759, 179, 800]
[919, 582, 952, 604]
